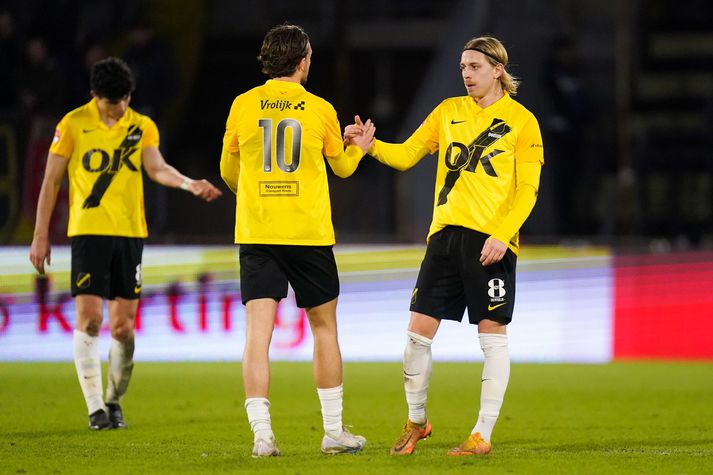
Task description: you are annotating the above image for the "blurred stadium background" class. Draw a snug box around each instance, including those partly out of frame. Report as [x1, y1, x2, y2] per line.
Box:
[1, 0, 712, 362]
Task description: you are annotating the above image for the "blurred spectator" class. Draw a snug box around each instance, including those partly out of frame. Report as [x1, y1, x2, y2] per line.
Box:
[124, 19, 179, 122]
[0, 9, 20, 110]
[543, 35, 593, 235]
[65, 41, 110, 106]
[16, 36, 65, 116]
[14, 36, 67, 243]
[123, 19, 180, 236]
[74, 0, 140, 49]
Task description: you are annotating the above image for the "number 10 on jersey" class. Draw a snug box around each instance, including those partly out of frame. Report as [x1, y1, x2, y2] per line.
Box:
[259, 118, 302, 173]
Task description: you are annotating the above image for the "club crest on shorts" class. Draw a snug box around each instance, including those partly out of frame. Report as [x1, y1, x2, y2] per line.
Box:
[76, 272, 91, 289]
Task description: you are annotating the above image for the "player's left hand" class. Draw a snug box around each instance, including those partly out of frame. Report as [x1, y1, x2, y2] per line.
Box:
[187, 179, 223, 202]
[480, 237, 507, 266]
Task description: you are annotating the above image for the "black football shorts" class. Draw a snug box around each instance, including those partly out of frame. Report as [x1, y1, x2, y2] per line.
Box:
[410, 226, 517, 325]
[71, 235, 144, 300]
[239, 244, 339, 308]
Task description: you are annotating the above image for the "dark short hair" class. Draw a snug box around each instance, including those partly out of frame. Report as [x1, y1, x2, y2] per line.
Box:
[90, 57, 135, 100]
[257, 24, 310, 78]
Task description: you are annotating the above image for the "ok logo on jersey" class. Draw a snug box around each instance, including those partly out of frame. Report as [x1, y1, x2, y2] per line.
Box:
[437, 118, 511, 206]
[82, 125, 143, 209]
[82, 148, 139, 174]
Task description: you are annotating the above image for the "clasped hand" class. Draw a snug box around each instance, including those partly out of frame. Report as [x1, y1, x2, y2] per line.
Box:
[343, 115, 376, 153]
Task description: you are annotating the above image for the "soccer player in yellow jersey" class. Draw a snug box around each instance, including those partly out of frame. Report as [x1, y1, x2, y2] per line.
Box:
[220, 24, 375, 457]
[346, 36, 544, 456]
[29, 57, 222, 430]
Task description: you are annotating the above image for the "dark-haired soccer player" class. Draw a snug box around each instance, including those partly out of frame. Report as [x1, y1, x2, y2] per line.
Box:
[346, 36, 544, 456]
[220, 24, 374, 457]
[30, 57, 222, 430]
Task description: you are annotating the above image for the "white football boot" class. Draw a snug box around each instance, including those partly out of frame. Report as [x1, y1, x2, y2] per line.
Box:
[321, 427, 366, 455]
[252, 436, 281, 457]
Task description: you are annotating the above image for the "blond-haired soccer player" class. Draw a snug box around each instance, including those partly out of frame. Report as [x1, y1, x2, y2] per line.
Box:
[220, 24, 375, 457]
[346, 36, 544, 456]
[29, 57, 222, 430]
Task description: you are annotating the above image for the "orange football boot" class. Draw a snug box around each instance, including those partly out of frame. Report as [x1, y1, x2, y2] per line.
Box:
[390, 419, 432, 455]
[447, 432, 492, 456]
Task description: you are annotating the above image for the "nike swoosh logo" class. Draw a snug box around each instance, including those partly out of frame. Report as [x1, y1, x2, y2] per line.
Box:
[450, 120, 466, 124]
[82, 128, 97, 133]
[134, 286, 142, 294]
[404, 372, 420, 377]
[487, 302, 507, 311]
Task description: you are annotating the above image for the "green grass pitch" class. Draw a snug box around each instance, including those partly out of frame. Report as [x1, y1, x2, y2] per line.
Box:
[1, 361, 712, 474]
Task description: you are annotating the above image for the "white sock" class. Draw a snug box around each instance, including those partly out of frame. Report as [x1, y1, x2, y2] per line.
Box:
[404, 330, 432, 425]
[317, 385, 343, 437]
[106, 338, 135, 404]
[73, 330, 105, 415]
[472, 333, 510, 442]
[245, 397, 273, 442]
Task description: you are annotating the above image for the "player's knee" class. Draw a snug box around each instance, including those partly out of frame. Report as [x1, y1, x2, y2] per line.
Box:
[77, 317, 102, 336]
[110, 321, 135, 342]
[309, 321, 337, 340]
[84, 323, 100, 336]
[305, 311, 337, 334]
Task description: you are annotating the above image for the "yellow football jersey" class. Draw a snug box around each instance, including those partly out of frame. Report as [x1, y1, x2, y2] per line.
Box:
[50, 98, 159, 238]
[221, 79, 361, 245]
[372, 93, 543, 254]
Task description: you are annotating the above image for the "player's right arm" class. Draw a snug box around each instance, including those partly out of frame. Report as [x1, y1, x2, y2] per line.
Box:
[29, 153, 69, 274]
[370, 135, 431, 171]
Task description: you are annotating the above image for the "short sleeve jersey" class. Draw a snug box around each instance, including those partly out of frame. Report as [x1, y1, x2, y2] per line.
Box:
[222, 79, 346, 245]
[408, 93, 543, 253]
[50, 98, 159, 238]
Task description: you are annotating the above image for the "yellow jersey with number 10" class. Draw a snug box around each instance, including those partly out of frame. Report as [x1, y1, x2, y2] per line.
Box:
[222, 79, 359, 246]
[50, 98, 159, 238]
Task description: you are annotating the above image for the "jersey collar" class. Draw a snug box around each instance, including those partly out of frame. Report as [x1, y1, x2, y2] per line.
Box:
[469, 92, 511, 114]
[265, 79, 306, 94]
[88, 98, 102, 126]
